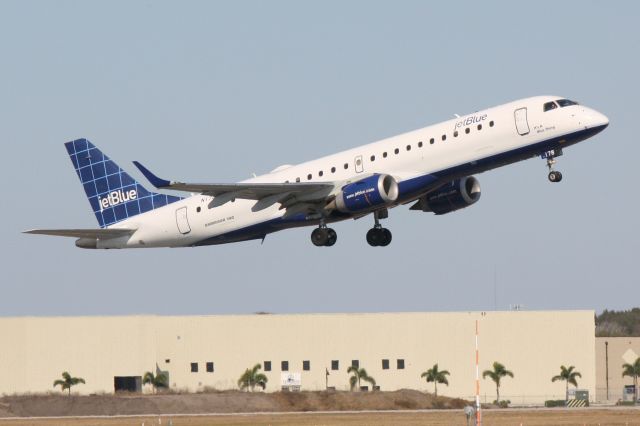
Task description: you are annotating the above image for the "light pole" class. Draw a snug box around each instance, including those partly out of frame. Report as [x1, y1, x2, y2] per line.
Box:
[605, 341, 609, 401]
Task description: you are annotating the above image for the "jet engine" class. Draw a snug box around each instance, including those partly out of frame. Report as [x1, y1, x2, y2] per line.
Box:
[411, 176, 481, 215]
[335, 174, 399, 213]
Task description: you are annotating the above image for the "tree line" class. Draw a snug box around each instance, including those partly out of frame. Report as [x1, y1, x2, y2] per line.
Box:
[596, 307, 640, 337]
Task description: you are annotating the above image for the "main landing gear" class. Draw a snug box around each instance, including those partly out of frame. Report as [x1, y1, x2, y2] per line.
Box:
[311, 221, 337, 247]
[367, 209, 392, 247]
[544, 149, 563, 183]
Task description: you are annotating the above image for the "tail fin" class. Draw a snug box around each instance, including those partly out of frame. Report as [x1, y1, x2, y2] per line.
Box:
[65, 138, 182, 228]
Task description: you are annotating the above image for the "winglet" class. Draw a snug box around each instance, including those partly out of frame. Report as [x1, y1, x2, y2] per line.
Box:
[133, 161, 172, 188]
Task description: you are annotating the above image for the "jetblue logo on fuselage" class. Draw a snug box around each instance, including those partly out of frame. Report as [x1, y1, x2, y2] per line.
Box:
[99, 189, 137, 210]
[455, 113, 487, 130]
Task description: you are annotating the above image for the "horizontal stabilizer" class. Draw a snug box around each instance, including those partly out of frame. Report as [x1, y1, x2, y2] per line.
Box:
[23, 228, 136, 239]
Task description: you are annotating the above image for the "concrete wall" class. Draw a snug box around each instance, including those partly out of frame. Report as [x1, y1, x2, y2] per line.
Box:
[0, 311, 595, 404]
[595, 337, 640, 402]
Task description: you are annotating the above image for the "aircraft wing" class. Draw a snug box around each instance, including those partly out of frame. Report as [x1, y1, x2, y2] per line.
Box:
[133, 161, 335, 201]
[23, 228, 136, 239]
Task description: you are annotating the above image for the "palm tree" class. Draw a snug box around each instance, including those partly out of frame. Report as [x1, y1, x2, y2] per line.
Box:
[237, 364, 268, 391]
[143, 371, 168, 393]
[622, 357, 640, 404]
[551, 365, 582, 401]
[421, 363, 450, 397]
[482, 361, 514, 404]
[347, 366, 376, 391]
[53, 371, 85, 396]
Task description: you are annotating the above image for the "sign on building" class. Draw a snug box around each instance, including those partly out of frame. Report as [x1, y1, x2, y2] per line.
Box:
[281, 372, 301, 392]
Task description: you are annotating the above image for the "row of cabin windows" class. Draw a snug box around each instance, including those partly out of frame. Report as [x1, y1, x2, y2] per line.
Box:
[287, 121, 495, 182]
[262, 359, 405, 372]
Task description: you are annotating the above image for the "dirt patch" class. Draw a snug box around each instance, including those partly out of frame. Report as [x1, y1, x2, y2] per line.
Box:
[0, 390, 468, 417]
[1, 408, 640, 426]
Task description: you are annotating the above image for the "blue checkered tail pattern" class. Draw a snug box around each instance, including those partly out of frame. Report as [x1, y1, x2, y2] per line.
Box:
[65, 138, 182, 228]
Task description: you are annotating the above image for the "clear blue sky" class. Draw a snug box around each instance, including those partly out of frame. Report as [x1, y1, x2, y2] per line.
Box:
[1, 1, 637, 316]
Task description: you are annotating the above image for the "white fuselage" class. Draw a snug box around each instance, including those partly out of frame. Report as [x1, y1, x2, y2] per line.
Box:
[104, 96, 608, 249]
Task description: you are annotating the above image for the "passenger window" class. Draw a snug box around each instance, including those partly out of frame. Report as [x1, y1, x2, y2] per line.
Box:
[383, 152, 388, 158]
[307, 174, 312, 180]
[406, 145, 411, 151]
[477, 124, 482, 130]
[441, 134, 446, 141]
[430, 138, 435, 145]
[543, 101, 558, 112]
[318, 170, 323, 177]
[489, 120, 494, 127]
[394, 148, 399, 154]
[453, 131, 459, 137]
[465, 128, 470, 134]
[344, 163, 348, 169]
[370, 155, 375, 161]
[418, 141, 423, 148]
[296, 177, 300, 183]
[331, 166, 336, 173]
[196, 206, 201, 213]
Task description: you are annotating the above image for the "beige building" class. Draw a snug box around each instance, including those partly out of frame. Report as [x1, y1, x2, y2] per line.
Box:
[595, 337, 640, 402]
[0, 311, 596, 404]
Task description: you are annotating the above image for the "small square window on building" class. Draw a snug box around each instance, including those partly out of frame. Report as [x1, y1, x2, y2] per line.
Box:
[352, 360, 359, 368]
[264, 361, 272, 371]
[206, 362, 214, 373]
[190, 362, 198, 373]
[331, 360, 339, 370]
[303, 360, 310, 371]
[382, 359, 389, 370]
[281, 360, 289, 371]
[397, 359, 405, 370]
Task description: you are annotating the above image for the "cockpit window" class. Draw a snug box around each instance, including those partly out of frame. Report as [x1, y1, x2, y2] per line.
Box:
[557, 99, 579, 107]
[543, 101, 558, 112]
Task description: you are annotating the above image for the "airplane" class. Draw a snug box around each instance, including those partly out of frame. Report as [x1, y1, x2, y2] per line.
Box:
[25, 96, 608, 249]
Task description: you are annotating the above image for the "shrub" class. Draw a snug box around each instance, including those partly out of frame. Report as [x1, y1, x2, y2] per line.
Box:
[493, 399, 511, 408]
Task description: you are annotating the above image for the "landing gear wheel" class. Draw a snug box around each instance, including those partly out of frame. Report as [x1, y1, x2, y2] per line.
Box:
[548, 171, 563, 183]
[366, 228, 381, 247]
[326, 228, 337, 246]
[379, 228, 392, 246]
[366, 228, 392, 247]
[311, 228, 329, 246]
[311, 227, 337, 246]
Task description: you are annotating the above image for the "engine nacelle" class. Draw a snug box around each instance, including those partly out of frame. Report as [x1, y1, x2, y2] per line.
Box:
[412, 176, 481, 215]
[335, 174, 399, 213]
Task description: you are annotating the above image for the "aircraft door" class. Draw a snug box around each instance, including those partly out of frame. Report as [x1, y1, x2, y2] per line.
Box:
[175, 207, 191, 234]
[354, 155, 364, 173]
[514, 107, 530, 136]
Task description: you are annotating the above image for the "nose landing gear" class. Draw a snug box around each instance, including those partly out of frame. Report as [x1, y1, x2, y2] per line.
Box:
[548, 170, 563, 182]
[543, 149, 563, 183]
[367, 209, 392, 247]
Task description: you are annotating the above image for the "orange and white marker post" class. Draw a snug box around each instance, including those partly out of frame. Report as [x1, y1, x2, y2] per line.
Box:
[475, 319, 482, 426]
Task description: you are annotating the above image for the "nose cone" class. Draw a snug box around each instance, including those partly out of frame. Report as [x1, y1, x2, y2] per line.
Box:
[585, 108, 609, 130]
[596, 111, 610, 128]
